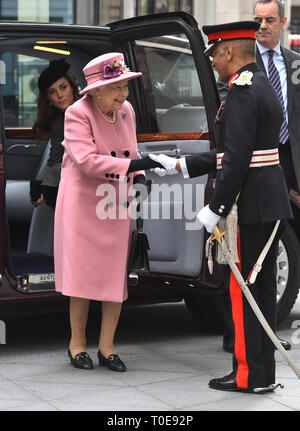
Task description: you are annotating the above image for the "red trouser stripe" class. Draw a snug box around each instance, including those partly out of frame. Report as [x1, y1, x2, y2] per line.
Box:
[229, 234, 249, 389]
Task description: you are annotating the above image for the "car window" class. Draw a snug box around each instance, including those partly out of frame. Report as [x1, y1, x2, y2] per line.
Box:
[0, 35, 108, 128]
[0, 52, 49, 127]
[136, 35, 208, 133]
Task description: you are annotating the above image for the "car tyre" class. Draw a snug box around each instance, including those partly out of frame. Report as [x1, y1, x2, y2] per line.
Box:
[276, 222, 300, 325]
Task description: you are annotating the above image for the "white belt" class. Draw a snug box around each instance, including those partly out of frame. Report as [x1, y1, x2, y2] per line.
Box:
[247, 220, 281, 285]
[217, 148, 279, 170]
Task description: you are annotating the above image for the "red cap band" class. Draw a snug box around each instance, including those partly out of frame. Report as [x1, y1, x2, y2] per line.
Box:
[208, 29, 257, 43]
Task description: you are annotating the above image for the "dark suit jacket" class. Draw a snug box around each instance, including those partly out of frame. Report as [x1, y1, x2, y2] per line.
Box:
[186, 62, 292, 225]
[256, 48, 300, 191]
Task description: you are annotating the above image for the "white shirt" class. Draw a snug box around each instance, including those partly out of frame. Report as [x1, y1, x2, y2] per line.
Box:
[256, 41, 288, 122]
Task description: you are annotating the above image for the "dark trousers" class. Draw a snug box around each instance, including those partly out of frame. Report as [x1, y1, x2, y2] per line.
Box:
[227, 222, 279, 389]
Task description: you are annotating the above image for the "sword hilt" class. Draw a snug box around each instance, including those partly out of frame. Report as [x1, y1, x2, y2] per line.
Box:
[212, 225, 226, 244]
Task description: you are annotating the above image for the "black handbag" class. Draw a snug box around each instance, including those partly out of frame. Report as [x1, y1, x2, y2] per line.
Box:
[128, 216, 150, 274]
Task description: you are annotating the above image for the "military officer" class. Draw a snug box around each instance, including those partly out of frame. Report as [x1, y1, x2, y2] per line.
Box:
[150, 21, 293, 393]
[217, 0, 296, 355]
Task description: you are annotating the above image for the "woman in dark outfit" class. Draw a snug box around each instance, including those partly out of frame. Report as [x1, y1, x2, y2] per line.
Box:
[30, 58, 80, 208]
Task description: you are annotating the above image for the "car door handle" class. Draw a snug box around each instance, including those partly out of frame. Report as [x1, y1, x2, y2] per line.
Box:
[140, 148, 181, 158]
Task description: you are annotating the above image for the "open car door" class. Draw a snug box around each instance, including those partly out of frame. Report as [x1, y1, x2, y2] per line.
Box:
[0, 78, 5, 280]
[110, 12, 220, 282]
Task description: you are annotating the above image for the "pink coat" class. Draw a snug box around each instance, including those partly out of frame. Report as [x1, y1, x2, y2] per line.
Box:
[54, 96, 144, 302]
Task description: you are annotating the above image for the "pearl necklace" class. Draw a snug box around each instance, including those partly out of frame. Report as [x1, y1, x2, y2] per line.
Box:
[92, 100, 116, 123]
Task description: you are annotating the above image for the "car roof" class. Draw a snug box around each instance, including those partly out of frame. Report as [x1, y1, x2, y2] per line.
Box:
[0, 21, 111, 36]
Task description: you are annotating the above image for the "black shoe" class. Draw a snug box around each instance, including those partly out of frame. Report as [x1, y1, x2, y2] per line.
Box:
[209, 372, 250, 393]
[68, 349, 94, 370]
[209, 373, 282, 394]
[97, 351, 127, 372]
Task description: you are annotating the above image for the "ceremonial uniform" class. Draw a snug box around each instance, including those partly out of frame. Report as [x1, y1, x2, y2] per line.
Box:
[148, 21, 294, 392]
[184, 28, 292, 390]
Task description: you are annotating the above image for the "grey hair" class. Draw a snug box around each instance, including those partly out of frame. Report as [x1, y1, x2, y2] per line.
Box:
[254, 0, 286, 20]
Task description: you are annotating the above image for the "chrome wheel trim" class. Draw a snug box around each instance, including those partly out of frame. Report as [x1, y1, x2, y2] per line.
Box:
[277, 240, 289, 303]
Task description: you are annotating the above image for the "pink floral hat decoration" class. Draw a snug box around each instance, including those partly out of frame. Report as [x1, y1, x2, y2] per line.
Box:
[79, 52, 142, 95]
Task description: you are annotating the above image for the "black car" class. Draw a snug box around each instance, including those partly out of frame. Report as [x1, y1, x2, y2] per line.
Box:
[0, 12, 299, 329]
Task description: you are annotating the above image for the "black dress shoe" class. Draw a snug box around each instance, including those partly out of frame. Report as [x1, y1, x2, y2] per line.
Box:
[208, 373, 282, 394]
[209, 372, 250, 393]
[97, 351, 127, 372]
[68, 349, 94, 370]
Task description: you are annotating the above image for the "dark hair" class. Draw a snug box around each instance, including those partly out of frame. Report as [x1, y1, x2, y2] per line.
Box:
[254, 0, 286, 21]
[32, 73, 80, 140]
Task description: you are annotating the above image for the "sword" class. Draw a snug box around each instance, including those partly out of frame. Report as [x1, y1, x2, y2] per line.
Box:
[212, 225, 300, 380]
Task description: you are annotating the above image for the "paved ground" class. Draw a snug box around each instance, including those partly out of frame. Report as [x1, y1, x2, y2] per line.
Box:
[0, 295, 300, 413]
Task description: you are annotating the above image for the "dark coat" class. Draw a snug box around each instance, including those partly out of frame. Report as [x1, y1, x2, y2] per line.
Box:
[185, 62, 292, 225]
[256, 47, 300, 192]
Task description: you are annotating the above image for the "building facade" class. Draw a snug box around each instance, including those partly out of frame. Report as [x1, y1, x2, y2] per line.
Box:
[0, 0, 299, 49]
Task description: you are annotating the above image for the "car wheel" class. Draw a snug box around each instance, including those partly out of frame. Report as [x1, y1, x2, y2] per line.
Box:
[276, 223, 300, 325]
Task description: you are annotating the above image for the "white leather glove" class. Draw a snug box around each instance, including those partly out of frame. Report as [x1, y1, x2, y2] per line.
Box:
[197, 204, 221, 233]
[149, 154, 179, 176]
[152, 167, 169, 177]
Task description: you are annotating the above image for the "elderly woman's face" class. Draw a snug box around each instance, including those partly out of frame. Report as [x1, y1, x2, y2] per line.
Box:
[47, 77, 74, 112]
[94, 80, 129, 113]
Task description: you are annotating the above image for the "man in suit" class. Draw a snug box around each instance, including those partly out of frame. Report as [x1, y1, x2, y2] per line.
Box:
[150, 20, 293, 393]
[254, 0, 300, 194]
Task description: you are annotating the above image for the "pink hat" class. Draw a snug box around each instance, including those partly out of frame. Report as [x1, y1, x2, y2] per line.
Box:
[79, 52, 142, 95]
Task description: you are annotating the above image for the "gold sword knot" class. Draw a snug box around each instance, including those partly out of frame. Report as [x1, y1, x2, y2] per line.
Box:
[212, 226, 226, 244]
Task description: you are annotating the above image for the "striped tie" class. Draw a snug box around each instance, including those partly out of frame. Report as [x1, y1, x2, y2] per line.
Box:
[268, 49, 289, 144]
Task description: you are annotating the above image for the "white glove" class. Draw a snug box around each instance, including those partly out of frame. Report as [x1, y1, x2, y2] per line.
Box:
[197, 205, 221, 233]
[149, 154, 179, 176]
[152, 168, 168, 177]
